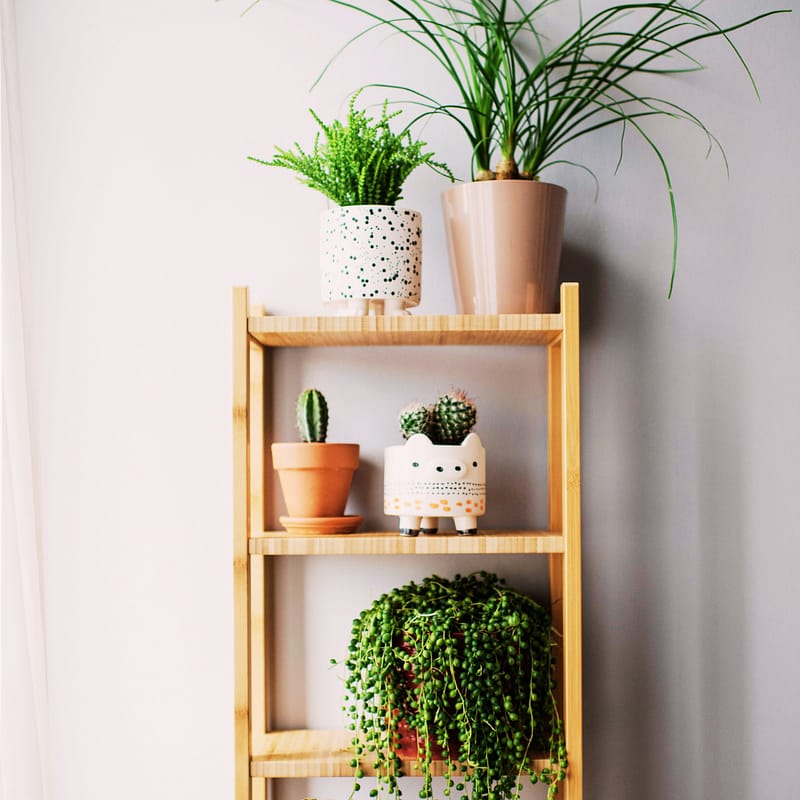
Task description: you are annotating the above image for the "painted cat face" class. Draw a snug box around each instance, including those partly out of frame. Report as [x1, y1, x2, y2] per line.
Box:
[397, 433, 485, 483]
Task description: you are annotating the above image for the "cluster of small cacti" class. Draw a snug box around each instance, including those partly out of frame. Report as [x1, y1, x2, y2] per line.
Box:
[399, 389, 477, 445]
[296, 388, 328, 443]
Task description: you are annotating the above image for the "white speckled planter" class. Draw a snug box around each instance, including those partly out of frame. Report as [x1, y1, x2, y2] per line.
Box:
[321, 205, 422, 315]
[384, 433, 486, 536]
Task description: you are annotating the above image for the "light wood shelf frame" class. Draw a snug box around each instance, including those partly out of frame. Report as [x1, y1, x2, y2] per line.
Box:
[233, 284, 583, 800]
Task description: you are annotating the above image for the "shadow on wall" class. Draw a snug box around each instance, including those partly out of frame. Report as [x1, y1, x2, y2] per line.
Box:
[560, 242, 749, 800]
[694, 349, 748, 800]
[560, 241, 607, 337]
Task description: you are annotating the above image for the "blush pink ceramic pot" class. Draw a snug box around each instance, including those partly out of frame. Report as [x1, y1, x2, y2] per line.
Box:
[442, 180, 567, 314]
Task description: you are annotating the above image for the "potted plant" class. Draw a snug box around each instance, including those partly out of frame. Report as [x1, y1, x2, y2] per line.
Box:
[384, 389, 485, 536]
[341, 571, 567, 800]
[275, 0, 789, 311]
[271, 388, 361, 533]
[250, 91, 452, 315]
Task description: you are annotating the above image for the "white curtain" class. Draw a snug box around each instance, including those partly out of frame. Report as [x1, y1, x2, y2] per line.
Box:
[1, 1, 50, 798]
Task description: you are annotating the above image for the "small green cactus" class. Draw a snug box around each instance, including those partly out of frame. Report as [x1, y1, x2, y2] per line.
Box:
[399, 401, 434, 440]
[296, 388, 328, 443]
[434, 389, 477, 444]
[398, 389, 477, 445]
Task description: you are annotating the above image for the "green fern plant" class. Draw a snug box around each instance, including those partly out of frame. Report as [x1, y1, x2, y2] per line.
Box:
[249, 91, 452, 206]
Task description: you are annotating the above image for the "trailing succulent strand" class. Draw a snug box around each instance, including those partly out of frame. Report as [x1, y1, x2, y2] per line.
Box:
[399, 389, 476, 444]
[339, 572, 567, 800]
[250, 90, 452, 206]
[296, 388, 328, 443]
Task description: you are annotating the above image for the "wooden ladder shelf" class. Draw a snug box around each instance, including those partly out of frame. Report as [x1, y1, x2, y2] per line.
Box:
[233, 283, 583, 799]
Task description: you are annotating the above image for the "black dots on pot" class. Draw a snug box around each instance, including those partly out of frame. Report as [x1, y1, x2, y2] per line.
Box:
[321, 207, 423, 307]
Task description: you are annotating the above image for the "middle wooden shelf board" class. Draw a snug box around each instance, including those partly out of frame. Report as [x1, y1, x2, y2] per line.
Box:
[248, 530, 565, 556]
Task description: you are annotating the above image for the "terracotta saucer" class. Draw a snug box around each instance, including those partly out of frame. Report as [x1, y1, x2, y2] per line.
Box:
[278, 515, 363, 535]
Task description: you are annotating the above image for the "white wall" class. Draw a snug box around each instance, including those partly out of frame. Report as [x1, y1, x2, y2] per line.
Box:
[10, 1, 800, 798]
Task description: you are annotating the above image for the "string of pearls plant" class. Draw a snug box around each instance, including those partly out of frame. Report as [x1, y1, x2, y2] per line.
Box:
[338, 572, 567, 800]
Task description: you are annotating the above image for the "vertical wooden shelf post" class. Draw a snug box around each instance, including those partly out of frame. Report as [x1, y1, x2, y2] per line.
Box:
[235, 289, 271, 800]
[548, 283, 583, 800]
[233, 288, 252, 800]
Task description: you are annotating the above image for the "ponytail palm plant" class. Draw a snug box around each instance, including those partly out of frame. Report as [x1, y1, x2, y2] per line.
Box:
[242, 0, 788, 291]
[316, 0, 789, 295]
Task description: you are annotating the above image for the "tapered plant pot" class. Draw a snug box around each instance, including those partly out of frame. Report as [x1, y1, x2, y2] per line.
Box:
[320, 205, 422, 315]
[441, 180, 567, 314]
[271, 442, 360, 526]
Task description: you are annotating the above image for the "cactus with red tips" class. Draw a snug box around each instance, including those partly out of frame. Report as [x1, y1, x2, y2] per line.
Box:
[398, 389, 477, 444]
[434, 389, 477, 444]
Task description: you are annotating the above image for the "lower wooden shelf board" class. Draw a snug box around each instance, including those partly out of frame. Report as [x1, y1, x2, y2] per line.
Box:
[249, 530, 564, 556]
[250, 729, 553, 779]
[251, 729, 355, 778]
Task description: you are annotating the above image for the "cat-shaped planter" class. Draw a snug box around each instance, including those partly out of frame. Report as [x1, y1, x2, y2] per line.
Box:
[384, 433, 486, 536]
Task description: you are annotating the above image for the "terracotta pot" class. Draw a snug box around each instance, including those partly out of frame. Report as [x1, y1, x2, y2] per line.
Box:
[392, 634, 462, 760]
[394, 718, 450, 761]
[320, 205, 422, 315]
[441, 180, 567, 314]
[271, 442, 359, 517]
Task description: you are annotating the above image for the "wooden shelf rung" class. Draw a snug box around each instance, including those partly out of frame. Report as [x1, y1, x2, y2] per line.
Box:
[248, 312, 564, 347]
[248, 530, 565, 556]
[250, 729, 555, 778]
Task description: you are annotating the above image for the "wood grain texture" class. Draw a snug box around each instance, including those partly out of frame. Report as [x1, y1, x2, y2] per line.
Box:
[560, 283, 583, 800]
[547, 336, 566, 735]
[249, 530, 564, 555]
[248, 312, 563, 347]
[250, 729, 554, 778]
[248, 322, 269, 753]
[250, 778, 266, 800]
[233, 287, 252, 800]
[250, 555, 266, 749]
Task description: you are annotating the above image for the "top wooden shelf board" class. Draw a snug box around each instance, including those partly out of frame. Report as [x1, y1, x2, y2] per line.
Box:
[248, 311, 564, 347]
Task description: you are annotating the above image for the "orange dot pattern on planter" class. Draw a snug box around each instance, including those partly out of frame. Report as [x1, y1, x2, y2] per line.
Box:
[385, 495, 486, 516]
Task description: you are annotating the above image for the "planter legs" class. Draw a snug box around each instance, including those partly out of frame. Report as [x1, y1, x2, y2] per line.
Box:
[341, 297, 410, 316]
[454, 515, 478, 535]
[420, 517, 438, 535]
[397, 515, 477, 536]
[346, 299, 369, 316]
